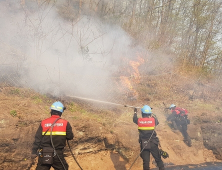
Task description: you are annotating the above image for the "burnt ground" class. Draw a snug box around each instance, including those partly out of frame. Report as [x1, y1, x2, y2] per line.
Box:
[0, 87, 222, 170]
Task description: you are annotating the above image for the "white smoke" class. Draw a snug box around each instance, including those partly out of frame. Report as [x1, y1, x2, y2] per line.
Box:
[0, 0, 175, 105]
[0, 0, 137, 101]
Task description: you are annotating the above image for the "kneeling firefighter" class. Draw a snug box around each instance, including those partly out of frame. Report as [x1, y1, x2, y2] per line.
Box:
[31, 101, 74, 170]
[133, 105, 165, 170]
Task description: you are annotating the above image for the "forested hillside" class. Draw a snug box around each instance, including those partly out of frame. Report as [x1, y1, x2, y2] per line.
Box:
[1, 0, 222, 169]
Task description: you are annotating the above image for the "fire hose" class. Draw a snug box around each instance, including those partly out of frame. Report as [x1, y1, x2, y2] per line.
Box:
[66, 95, 141, 108]
[67, 140, 83, 170]
[50, 119, 83, 170]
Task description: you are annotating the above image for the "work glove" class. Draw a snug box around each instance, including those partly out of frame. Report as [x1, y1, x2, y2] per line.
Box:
[159, 149, 169, 159]
[134, 108, 137, 114]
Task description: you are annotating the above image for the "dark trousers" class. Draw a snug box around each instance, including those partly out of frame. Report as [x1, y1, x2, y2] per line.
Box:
[36, 151, 68, 170]
[180, 125, 189, 140]
[140, 142, 164, 170]
[176, 120, 189, 140]
[176, 120, 191, 146]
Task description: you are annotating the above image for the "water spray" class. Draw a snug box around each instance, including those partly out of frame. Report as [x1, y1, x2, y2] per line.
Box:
[66, 95, 141, 109]
[62, 95, 141, 170]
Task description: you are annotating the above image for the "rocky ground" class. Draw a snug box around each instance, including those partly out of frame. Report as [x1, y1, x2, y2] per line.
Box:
[0, 87, 222, 170]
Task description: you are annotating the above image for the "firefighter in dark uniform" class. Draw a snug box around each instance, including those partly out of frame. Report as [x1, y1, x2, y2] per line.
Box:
[133, 105, 165, 170]
[167, 104, 191, 147]
[32, 101, 74, 170]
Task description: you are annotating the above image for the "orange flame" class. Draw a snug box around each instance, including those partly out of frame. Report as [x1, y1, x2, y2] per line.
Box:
[129, 56, 144, 83]
[117, 54, 145, 99]
[119, 55, 144, 98]
[120, 76, 133, 90]
[120, 76, 138, 98]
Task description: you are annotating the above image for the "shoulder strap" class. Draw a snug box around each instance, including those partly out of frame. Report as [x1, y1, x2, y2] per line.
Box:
[37, 117, 61, 150]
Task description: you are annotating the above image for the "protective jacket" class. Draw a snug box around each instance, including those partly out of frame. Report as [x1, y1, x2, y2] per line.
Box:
[32, 115, 74, 154]
[133, 113, 159, 140]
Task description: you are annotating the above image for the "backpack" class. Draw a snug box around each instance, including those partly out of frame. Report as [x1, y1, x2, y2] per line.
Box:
[175, 107, 188, 116]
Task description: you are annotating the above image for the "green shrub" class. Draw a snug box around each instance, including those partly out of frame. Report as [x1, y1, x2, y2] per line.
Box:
[10, 110, 17, 117]
[10, 89, 20, 95]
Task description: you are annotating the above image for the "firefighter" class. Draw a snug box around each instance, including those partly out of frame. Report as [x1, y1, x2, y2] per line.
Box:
[167, 104, 191, 147]
[133, 105, 165, 170]
[31, 101, 74, 170]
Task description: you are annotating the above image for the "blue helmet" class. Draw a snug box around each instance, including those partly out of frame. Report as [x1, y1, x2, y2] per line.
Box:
[170, 104, 176, 109]
[141, 105, 152, 114]
[50, 101, 65, 113]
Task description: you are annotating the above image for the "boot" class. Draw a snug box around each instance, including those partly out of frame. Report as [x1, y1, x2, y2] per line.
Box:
[187, 140, 192, 147]
[183, 138, 192, 147]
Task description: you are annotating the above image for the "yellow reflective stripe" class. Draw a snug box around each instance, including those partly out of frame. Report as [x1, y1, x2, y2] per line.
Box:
[42, 132, 66, 135]
[138, 127, 155, 130]
[51, 105, 62, 109]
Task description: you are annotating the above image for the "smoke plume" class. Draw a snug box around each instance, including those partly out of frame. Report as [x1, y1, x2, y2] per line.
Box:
[0, 0, 172, 103]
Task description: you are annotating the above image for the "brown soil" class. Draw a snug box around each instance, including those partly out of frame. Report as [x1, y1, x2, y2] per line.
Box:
[0, 87, 221, 170]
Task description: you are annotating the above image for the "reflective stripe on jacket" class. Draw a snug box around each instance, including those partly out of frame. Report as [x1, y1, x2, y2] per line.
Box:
[138, 117, 155, 130]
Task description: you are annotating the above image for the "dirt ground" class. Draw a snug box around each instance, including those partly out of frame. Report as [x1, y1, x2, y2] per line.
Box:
[0, 87, 221, 170]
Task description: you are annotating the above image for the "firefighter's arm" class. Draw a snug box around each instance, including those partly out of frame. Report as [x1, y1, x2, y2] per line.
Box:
[151, 114, 159, 126]
[32, 124, 43, 154]
[167, 114, 175, 121]
[154, 117, 159, 126]
[66, 122, 74, 140]
[133, 108, 138, 124]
